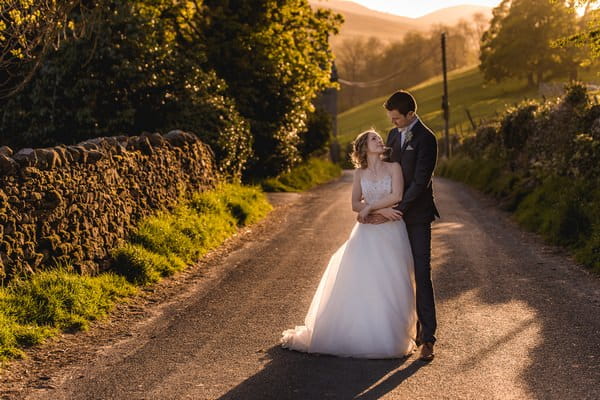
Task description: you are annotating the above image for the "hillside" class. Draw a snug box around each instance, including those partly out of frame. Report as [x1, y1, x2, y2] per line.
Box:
[415, 5, 492, 26]
[309, 0, 417, 25]
[309, 0, 421, 46]
[337, 67, 539, 148]
[328, 10, 419, 45]
[309, 1, 492, 48]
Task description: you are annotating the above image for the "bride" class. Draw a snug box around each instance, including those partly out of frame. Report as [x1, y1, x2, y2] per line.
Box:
[281, 130, 417, 358]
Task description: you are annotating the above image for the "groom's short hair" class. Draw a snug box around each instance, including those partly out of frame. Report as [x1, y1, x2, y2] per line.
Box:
[384, 91, 417, 116]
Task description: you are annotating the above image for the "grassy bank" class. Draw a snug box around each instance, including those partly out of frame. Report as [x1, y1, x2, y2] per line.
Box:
[0, 270, 136, 362]
[0, 184, 272, 363]
[338, 67, 538, 148]
[438, 156, 599, 273]
[261, 158, 342, 192]
[338, 66, 600, 150]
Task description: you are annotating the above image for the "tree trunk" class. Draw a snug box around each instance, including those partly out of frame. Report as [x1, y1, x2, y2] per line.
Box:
[527, 72, 535, 88]
[535, 70, 543, 87]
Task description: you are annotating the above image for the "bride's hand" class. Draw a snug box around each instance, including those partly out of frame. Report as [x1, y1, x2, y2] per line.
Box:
[358, 205, 372, 223]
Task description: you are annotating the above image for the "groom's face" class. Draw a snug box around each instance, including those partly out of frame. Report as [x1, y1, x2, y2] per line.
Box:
[387, 110, 414, 129]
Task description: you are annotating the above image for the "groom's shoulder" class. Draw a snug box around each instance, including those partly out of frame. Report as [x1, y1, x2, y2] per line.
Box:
[415, 120, 437, 141]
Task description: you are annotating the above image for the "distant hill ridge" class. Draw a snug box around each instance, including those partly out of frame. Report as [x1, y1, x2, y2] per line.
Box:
[309, 1, 492, 46]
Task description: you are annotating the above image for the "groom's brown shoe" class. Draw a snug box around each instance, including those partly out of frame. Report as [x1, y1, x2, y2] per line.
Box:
[419, 342, 435, 362]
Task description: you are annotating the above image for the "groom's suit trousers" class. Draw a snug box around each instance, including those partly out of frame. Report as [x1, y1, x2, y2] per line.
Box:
[405, 222, 437, 344]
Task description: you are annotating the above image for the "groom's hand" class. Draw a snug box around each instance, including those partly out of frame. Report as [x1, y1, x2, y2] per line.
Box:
[360, 214, 388, 225]
[376, 207, 403, 221]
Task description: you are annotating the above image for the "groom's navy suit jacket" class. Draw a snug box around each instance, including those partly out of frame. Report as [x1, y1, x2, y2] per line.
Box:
[385, 119, 440, 224]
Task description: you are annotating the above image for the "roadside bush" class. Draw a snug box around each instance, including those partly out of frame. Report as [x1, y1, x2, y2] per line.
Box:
[515, 177, 592, 246]
[438, 84, 600, 272]
[298, 108, 333, 160]
[499, 102, 538, 151]
[199, 0, 342, 178]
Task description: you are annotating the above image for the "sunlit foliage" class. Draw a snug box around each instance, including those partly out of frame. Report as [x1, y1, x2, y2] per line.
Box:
[0, 0, 98, 97]
[195, 0, 342, 177]
[553, 0, 600, 61]
[480, 0, 580, 86]
[0, 0, 341, 179]
[0, 0, 253, 178]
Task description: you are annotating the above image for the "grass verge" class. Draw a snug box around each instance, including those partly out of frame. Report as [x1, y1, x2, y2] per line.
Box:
[113, 183, 272, 284]
[0, 270, 136, 363]
[261, 158, 342, 192]
[437, 156, 600, 273]
[0, 184, 272, 363]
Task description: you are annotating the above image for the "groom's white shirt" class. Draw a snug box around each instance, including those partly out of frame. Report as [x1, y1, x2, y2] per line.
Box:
[399, 117, 419, 148]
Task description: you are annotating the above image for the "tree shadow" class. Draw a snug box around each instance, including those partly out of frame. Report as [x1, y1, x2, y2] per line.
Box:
[218, 346, 427, 400]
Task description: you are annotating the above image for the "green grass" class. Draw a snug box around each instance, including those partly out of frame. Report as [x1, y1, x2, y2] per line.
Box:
[261, 158, 342, 192]
[0, 269, 137, 362]
[0, 184, 273, 363]
[113, 184, 272, 285]
[438, 156, 600, 273]
[338, 66, 542, 148]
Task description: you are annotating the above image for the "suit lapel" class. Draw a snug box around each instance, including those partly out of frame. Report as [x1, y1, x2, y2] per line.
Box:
[387, 128, 400, 148]
[400, 120, 422, 155]
[400, 135, 410, 154]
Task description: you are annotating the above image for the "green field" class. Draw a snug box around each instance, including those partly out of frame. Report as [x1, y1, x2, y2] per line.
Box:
[337, 66, 599, 148]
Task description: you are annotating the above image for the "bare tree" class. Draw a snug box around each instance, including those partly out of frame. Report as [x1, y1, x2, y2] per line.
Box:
[471, 12, 491, 58]
[336, 36, 383, 109]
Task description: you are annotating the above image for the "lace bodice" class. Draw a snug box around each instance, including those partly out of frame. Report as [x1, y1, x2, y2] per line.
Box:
[360, 175, 392, 205]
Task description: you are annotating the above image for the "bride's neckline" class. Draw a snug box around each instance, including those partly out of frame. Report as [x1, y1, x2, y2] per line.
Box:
[361, 174, 392, 184]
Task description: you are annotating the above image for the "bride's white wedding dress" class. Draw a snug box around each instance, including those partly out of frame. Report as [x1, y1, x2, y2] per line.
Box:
[281, 175, 417, 358]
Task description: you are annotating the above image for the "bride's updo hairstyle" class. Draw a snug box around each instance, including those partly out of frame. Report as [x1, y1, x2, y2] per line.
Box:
[351, 130, 376, 169]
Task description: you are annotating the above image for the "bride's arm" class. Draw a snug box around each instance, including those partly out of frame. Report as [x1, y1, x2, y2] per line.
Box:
[351, 169, 367, 212]
[361, 163, 404, 215]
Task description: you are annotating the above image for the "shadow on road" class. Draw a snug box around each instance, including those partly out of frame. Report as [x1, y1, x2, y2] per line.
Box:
[218, 346, 427, 400]
[430, 179, 600, 398]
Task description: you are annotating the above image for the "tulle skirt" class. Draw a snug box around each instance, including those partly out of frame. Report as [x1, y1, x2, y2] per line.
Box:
[281, 220, 417, 358]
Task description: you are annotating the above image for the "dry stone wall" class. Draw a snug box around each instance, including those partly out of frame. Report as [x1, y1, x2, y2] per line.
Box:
[0, 131, 218, 282]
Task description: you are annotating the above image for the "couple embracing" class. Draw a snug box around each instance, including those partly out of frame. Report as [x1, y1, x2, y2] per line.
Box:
[281, 90, 440, 362]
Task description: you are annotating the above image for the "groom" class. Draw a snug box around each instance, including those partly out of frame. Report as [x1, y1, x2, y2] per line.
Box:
[364, 90, 440, 362]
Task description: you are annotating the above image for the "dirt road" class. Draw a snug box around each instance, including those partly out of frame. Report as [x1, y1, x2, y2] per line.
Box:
[3, 171, 600, 399]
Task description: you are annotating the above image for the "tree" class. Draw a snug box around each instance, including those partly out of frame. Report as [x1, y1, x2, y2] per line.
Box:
[553, 0, 600, 61]
[336, 36, 384, 110]
[472, 12, 490, 46]
[480, 0, 579, 87]
[430, 23, 474, 70]
[334, 16, 483, 113]
[0, 0, 98, 97]
[0, 0, 253, 178]
[193, 0, 342, 178]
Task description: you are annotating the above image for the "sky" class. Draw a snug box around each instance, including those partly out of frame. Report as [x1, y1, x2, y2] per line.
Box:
[347, 0, 502, 18]
[347, 0, 593, 18]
